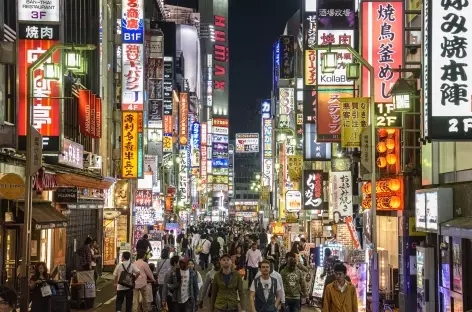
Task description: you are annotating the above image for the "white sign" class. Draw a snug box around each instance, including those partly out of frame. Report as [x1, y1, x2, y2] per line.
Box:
[18, 0, 60, 22]
[179, 148, 188, 202]
[58, 138, 84, 169]
[235, 133, 259, 153]
[263, 158, 273, 187]
[286, 190, 302, 212]
[428, 0, 472, 139]
[330, 171, 352, 222]
[317, 30, 355, 85]
[212, 184, 229, 191]
[213, 126, 228, 135]
[279, 88, 294, 115]
[30, 126, 43, 176]
[122, 44, 144, 111]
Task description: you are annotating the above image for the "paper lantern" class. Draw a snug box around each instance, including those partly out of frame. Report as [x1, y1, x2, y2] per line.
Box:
[380, 197, 391, 209]
[377, 142, 387, 153]
[378, 129, 388, 138]
[362, 183, 371, 194]
[386, 139, 395, 150]
[388, 179, 401, 191]
[386, 129, 396, 135]
[390, 196, 401, 209]
[377, 157, 387, 168]
[386, 154, 397, 165]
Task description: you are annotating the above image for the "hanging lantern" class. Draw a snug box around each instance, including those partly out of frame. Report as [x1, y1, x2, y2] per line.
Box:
[386, 129, 396, 135]
[380, 197, 391, 209]
[377, 157, 387, 168]
[379, 181, 390, 193]
[390, 196, 401, 209]
[377, 142, 387, 153]
[386, 139, 395, 150]
[362, 183, 371, 194]
[386, 154, 397, 165]
[388, 178, 401, 191]
[362, 198, 372, 209]
[378, 129, 388, 138]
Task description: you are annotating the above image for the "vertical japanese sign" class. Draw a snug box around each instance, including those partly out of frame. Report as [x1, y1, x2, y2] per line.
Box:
[213, 8, 229, 116]
[228, 144, 234, 198]
[317, 86, 354, 142]
[201, 122, 208, 183]
[148, 31, 164, 128]
[179, 92, 189, 145]
[362, 1, 404, 103]
[179, 147, 189, 203]
[317, 30, 354, 85]
[304, 50, 317, 87]
[122, 0, 144, 44]
[211, 117, 229, 193]
[95, 97, 102, 138]
[121, 111, 143, 179]
[304, 123, 332, 160]
[340, 97, 369, 148]
[122, 44, 144, 111]
[424, 0, 472, 139]
[279, 35, 295, 79]
[18, 32, 61, 152]
[261, 99, 273, 187]
[303, 12, 318, 50]
[303, 170, 324, 210]
[190, 122, 200, 168]
[330, 171, 353, 222]
[279, 88, 295, 115]
[79, 90, 92, 136]
[134, 189, 152, 207]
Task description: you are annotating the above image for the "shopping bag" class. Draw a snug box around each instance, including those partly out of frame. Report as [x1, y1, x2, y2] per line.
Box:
[41, 284, 52, 297]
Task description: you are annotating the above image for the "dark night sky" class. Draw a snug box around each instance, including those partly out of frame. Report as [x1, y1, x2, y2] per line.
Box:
[228, 0, 298, 137]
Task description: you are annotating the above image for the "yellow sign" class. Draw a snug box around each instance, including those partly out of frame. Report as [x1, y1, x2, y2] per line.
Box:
[163, 135, 173, 153]
[0, 173, 25, 200]
[407, 0, 422, 23]
[272, 222, 285, 235]
[286, 212, 298, 223]
[304, 50, 316, 86]
[287, 155, 303, 180]
[121, 111, 142, 179]
[340, 97, 369, 148]
[114, 180, 129, 208]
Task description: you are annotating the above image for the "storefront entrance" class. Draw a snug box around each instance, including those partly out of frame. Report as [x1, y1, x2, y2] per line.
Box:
[0, 225, 22, 290]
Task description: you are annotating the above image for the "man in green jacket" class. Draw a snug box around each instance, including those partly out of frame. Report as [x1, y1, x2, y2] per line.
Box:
[280, 252, 307, 312]
[210, 254, 247, 312]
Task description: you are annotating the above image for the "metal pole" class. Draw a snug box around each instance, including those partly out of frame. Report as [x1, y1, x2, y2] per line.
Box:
[20, 43, 95, 312]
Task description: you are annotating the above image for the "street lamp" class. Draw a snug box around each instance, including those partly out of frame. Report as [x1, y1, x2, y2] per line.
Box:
[322, 49, 338, 73]
[64, 50, 83, 70]
[346, 62, 361, 81]
[43, 63, 61, 80]
[388, 77, 414, 112]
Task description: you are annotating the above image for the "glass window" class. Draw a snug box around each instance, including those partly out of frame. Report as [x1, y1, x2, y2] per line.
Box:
[441, 236, 451, 289]
[452, 237, 462, 294]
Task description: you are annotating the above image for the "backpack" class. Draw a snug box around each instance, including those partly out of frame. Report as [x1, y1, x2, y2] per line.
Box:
[118, 263, 135, 288]
[195, 239, 207, 255]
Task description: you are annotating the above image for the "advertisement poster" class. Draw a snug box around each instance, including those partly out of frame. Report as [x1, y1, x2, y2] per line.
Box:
[103, 220, 116, 266]
[346, 263, 367, 312]
[317, 86, 354, 142]
[311, 266, 327, 298]
[452, 237, 462, 294]
[149, 241, 162, 261]
[285, 190, 302, 212]
[340, 97, 369, 148]
[121, 111, 143, 178]
[53, 228, 66, 266]
[303, 170, 324, 210]
[330, 171, 353, 221]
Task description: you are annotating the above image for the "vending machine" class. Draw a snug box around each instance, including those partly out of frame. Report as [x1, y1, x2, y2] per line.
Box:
[416, 247, 436, 312]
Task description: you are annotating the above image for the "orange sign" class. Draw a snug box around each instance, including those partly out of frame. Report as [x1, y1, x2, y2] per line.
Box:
[121, 111, 143, 178]
[179, 92, 189, 144]
[213, 118, 229, 127]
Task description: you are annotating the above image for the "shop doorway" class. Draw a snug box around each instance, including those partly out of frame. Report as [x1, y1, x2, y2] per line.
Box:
[1, 226, 21, 291]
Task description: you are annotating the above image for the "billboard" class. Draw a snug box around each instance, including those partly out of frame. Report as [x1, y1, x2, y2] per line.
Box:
[304, 123, 332, 160]
[235, 133, 259, 153]
[279, 36, 295, 79]
[340, 97, 369, 148]
[122, 43, 144, 110]
[122, 0, 144, 44]
[423, 0, 472, 139]
[316, 0, 355, 29]
[362, 1, 404, 103]
[212, 3, 229, 116]
[317, 86, 354, 142]
[303, 170, 324, 210]
[179, 92, 189, 144]
[121, 111, 143, 178]
[190, 122, 200, 168]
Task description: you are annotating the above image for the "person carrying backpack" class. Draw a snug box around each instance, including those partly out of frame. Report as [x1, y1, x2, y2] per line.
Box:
[249, 260, 282, 312]
[113, 251, 140, 312]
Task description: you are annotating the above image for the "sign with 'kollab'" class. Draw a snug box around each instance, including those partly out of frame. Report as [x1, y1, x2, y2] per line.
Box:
[58, 138, 84, 169]
[55, 187, 78, 203]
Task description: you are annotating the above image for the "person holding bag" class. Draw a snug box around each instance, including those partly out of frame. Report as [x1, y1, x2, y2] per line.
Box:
[113, 251, 140, 312]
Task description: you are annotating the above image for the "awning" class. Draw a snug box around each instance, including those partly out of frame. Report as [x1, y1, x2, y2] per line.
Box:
[440, 217, 472, 240]
[20, 203, 68, 230]
[55, 173, 114, 189]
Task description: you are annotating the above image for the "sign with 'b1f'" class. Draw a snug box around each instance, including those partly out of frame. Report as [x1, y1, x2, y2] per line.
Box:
[18, 0, 60, 22]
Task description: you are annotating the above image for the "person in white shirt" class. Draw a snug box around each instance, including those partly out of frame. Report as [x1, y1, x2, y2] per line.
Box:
[191, 232, 201, 258]
[113, 251, 140, 312]
[198, 235, 212, 270]
[217, 235, 225, 255]
[254, 256, 285, 305]
[249, 260, 282, 312]
[133, 250, 156, 312]
[246, 242, 262, 289]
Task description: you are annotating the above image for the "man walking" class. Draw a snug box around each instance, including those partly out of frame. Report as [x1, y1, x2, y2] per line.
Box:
[163, 259, 199, 312]
[323, 263, 358, 312]
[280, 252, 307, 312]
[265, 236, 280, 271]
[254, 256, 285, 307]
[246, 242, 262, 289]
[113, 251, 140, 312]
[258, 229, 268, 256]
[198, 257, 221, 308]
[133, 250, 156, 312]
[210, 254, 247, 312]
[249, 260, 282, 312]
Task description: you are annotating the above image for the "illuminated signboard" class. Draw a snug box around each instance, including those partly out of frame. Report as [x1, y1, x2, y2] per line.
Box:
[121, 111, 143, 178]
[18, 0, 60, 22]
[279, 88, 295, 115]
[122, 0, 144, 44]
[201, 122, 208, 182]
[179, 148, 188, 202]
[179, 92, 189, 144]
[58, 139, 84, 169]
[191, 122, 200, 168]
[213, 8, 229, 116]
[122, 44, 144, 110]
[263, 119, 273, 157]
[235, 133, 259, 153]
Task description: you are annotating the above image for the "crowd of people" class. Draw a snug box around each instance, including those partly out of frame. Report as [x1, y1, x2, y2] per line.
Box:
[112, 221, 358, 312]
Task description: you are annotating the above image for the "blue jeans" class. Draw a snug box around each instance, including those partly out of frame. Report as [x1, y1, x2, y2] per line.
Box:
[285, 298, 301, 312]
[116, 288, 133, 312]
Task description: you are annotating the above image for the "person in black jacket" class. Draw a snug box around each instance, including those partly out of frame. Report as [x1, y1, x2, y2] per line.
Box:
[265, 236, 281, 271]
[209, 238, 220, 261]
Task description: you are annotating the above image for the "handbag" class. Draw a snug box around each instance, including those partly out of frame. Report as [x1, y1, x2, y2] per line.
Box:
[118, 262, 135, 288]
[195, 240, 206, 255]
[40, 284, 52, 297]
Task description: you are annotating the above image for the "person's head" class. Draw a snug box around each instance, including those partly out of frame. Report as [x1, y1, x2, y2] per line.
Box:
[35, 262, 48, 275]
[170, 255, 180, 268]
[211, 257, 221, 271]
[149, 263, 156, 272]
[122, 251, 131, 262]
[170, 230, 173, 235]
[136, 250, 146, 260]
[92, 239, 98, 247]
[220, 254, 232, 269]
[271, 236, 277, 243]
[334, 263, 348, 284]
[266, 256, 276, 272]
[300, 238, 306, 244]
[143, 234, 149, 240]
[0, 286, 17, 312]
[161, 248, 170, 259]
[324, 248, 332, 258]
[259, 260, 271, 276]
[179, 259, 188, 271]
[187, 259, 196, 271]
[286, 252, 296, 269]
[251, 242, 257, 250]
[84, 237, 92, 245]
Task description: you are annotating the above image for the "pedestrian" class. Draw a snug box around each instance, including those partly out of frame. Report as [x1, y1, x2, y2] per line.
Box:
[162, 255, 181, 312]
[323, 263, 358, 312]
[163, 259, 199, 312]
[246, 242, 262, 289]
[253, 256, 285, 307]
[197, 234, 211, 270]
[265, 236, 281, 272]
[0, 285, 17, 312]
[136, 234, 153, 259]
[29, 262, 51, 312]
[77, 237, 93, 271]
[210, 236, 221, 261]
[249, 260, 282, 312]
[198, 257, 221, 308]
[187, 259, 203, 290]
[156, 248, 172, 303]
[280, 252, 307, 312]
[91, 239, 101, 280]
[133, 250, 156, 312]
[209, 254, 247, 312]
[258, 229, 268, 256]
[113, 251, 140, 312]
